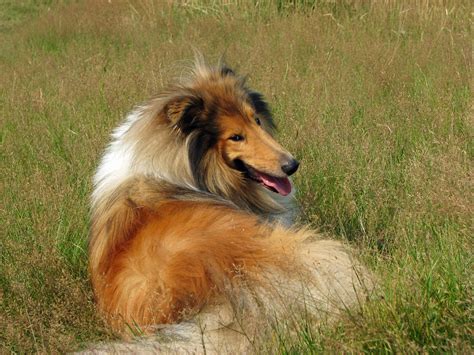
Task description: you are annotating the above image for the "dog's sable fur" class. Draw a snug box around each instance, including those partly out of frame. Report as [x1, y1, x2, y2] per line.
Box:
[89, 60, 371, 349]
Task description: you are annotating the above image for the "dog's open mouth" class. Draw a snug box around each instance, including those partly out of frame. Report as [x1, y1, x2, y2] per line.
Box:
[233, 159, 292, 196]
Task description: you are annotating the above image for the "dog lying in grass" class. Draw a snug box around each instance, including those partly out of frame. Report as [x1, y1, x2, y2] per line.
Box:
[88, 58, 372, 352]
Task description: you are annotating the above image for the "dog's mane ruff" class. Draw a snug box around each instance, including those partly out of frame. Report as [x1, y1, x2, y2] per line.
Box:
[92, 60, 292, 218]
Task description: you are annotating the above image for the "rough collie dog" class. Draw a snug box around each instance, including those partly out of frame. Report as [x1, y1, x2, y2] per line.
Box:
[89, 60, 371, 352]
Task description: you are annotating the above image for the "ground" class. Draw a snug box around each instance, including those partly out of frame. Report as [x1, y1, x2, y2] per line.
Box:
[0, 0, 472, 353]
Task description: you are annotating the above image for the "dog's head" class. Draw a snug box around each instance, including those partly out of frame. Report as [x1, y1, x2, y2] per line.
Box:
[162, 63, 299, 197]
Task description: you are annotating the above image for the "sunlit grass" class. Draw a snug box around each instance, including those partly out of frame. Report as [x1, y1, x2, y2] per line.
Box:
[1, 0, 472, 352]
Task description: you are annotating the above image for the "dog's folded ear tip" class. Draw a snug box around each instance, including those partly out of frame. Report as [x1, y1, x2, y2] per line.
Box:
[164, 95, 203, 124]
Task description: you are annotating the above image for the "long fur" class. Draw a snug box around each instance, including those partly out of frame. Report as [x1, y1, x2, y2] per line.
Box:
[87, 59, 372, 352]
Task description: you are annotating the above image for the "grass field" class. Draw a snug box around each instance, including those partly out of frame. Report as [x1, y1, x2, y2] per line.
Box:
[1, 0, 472, 353]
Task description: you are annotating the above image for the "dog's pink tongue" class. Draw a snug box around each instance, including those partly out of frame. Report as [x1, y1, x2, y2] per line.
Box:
[258, 172, 292, 196]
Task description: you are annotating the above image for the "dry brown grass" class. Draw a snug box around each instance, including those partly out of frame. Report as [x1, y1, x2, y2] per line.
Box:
[1, 0, 472, 352]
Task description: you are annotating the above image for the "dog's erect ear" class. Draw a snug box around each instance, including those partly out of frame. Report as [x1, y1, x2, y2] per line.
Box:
[165, 95, 205, 134]
[247, 91, 276, 132]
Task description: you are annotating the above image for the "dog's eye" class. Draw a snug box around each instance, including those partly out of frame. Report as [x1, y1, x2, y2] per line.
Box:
[229, 134, 244, 142]
[255, 117, 261, 126]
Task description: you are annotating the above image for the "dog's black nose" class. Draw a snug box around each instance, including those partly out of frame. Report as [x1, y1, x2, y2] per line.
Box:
[281, 159, 300, 176]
